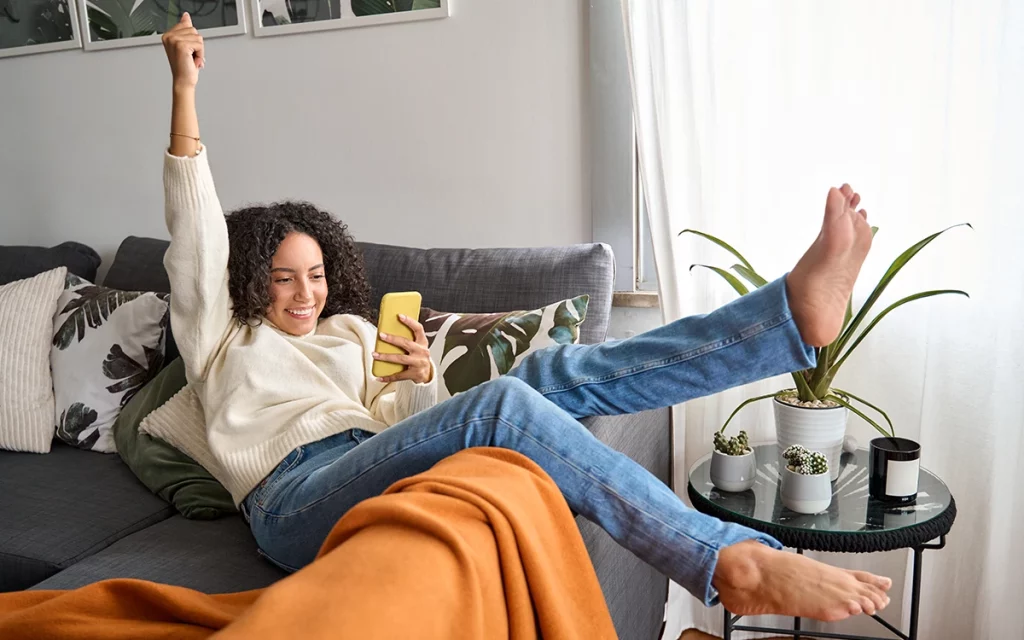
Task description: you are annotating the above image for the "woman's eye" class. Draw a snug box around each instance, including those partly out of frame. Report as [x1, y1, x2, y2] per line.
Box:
[312, 275, 325, 281]
[275, 279, 292, 284]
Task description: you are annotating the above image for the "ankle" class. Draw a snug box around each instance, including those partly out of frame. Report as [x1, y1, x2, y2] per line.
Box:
[784, 271, 813, 345]
[713, 540, 766, 594]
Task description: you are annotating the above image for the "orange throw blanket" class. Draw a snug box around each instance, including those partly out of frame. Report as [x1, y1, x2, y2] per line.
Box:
[0, 448, 617, 639]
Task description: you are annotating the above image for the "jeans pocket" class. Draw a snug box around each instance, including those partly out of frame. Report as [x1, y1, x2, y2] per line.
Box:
[256, 446, 305, 510]
[348, 428, 376, 444]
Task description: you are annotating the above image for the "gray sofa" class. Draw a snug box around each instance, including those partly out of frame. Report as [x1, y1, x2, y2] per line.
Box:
[0, 236, 671, 639]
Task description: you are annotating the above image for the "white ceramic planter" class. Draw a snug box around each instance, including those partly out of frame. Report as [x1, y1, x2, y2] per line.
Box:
[710, 449, 756, 492]
[780, 466, 833, 514]
[774, 397, 848, 481]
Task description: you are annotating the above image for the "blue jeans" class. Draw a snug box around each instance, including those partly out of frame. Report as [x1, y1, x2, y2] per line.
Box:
[240, 276, 815, 606]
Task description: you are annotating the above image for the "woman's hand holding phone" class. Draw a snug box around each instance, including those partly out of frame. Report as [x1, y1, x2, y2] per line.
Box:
[372, 315, 432, 384]
[372, 292, 430, 384]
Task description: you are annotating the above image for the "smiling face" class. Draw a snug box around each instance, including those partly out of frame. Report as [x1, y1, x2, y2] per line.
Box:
[264, 232, 329, 336]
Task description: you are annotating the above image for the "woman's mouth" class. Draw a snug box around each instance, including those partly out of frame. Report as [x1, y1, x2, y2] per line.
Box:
[286, 307, 315, 319]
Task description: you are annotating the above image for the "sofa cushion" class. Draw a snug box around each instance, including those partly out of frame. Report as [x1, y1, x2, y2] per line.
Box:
[102, 237, 616, 345]
[0, 443, 173, 592]
[29, 515, 286, 593]
[0, 242, 101, 286]
[51, 274, 171, 453]
[101, 237, 172, 294]
[420, 295, 589, 401]
[0, 267, 68, 454]
[113, 357, 237, 520]
[360, 243, 613, 345]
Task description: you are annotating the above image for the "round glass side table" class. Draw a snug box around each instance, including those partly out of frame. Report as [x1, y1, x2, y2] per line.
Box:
[687, 443, 956, 640]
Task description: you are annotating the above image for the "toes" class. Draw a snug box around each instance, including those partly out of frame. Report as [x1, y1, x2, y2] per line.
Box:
[852, 571, 891, 591]
[859, 595, 877, 616]
[846, 599, 863, 617]
[858, 208, 868, 220]
[862, 584, 890, 612]
[840, 183, 854, 200]
[851, 193, 861, 209]
[826, 188, 847, 217]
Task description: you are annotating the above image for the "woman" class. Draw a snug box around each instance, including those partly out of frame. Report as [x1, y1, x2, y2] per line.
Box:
[162, 14, 891, 622]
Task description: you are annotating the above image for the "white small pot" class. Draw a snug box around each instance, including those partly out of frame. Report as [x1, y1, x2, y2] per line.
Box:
[774, 396, 848, 481]
[710, 449, 756, 492]
[780, 466, 833, 514]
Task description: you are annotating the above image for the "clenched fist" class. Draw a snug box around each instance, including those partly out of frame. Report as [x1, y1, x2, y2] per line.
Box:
[162, 13, 204, 91]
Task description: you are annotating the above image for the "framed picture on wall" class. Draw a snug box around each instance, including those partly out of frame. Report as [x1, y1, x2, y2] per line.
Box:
[78, 0, 246, 51]
[0, 0, 82, 59]
[251, 0, 447, 38]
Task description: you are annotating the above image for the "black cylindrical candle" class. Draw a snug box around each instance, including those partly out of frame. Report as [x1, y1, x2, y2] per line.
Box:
[869, 437, 921, 504]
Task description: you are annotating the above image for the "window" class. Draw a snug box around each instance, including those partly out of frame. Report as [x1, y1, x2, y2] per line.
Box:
[589, 1, 658, 295]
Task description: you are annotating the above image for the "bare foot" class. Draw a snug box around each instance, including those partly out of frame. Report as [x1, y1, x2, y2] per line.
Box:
[713, 541, 892, 621]
[787, 184, 873, 346]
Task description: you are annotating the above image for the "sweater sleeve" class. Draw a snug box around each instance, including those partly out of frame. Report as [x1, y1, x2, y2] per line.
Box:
[163, 147, 235, 384]
[351, 318, 439, 426]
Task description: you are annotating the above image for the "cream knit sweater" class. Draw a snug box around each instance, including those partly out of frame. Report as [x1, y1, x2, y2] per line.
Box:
[163, 148, 438, 505]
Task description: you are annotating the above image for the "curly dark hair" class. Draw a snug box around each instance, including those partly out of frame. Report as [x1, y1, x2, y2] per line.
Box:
[223, 201, 376, 327]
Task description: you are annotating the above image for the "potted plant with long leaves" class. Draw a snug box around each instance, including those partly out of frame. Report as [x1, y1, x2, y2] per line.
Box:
[683, 224, 970, 480]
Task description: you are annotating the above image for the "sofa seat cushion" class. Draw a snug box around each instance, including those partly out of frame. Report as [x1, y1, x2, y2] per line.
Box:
[30, 515, 287, 593]
[0, 443, 174, 592]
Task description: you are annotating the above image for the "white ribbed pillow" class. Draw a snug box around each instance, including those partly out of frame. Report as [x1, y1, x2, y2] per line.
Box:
[0, 267, 68, 453]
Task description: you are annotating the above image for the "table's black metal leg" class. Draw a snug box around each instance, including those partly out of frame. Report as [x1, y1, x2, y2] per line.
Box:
[794, 548, 803, 639]
[909, 546, 923, 640]
[723, 605, 732, 640]
[906, 536, 945, 640]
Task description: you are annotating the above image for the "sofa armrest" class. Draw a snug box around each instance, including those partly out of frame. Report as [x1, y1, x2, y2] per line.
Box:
[577, 408, 671, 640]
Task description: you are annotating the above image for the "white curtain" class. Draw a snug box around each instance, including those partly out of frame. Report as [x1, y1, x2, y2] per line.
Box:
[621, 1, 1024, 638]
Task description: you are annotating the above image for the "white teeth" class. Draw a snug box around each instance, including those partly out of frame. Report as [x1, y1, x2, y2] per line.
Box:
[287, 308, 313, 318]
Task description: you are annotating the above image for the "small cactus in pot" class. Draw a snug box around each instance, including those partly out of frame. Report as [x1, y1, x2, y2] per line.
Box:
[714, 429, 751, 457]
[782, 444, 829, 476]
[710, 429, 755, 492]
[780, 445, 833, 514]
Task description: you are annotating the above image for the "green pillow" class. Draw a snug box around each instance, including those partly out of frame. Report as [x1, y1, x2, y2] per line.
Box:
[112, 357, 237, 519]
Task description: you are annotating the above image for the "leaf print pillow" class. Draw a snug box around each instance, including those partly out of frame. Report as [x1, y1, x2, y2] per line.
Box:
[419, 295, 589, 402]
[49, 273, 169, 453]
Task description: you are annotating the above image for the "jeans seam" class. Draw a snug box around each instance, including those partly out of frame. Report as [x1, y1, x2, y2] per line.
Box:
[255, 545, 301, 573]
[495, 419, 720, 552]
[254, 416, 717, 556]
[535, 310, 795, 395]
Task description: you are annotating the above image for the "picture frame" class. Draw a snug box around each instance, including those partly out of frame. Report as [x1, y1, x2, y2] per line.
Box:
[77, 0, 247, 51]
[251, 0, 448, 38]
[0, 0, 82, 59]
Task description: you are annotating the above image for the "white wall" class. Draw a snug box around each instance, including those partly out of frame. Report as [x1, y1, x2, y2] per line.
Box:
[0, 1, 590, 277]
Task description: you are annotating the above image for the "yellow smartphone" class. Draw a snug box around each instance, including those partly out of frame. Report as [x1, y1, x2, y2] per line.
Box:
[372, 291, 422, 378]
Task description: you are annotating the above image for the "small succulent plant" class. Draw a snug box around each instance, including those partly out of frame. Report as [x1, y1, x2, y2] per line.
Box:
[714, 430, 750, 456]
[782, 444, 829, 475]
